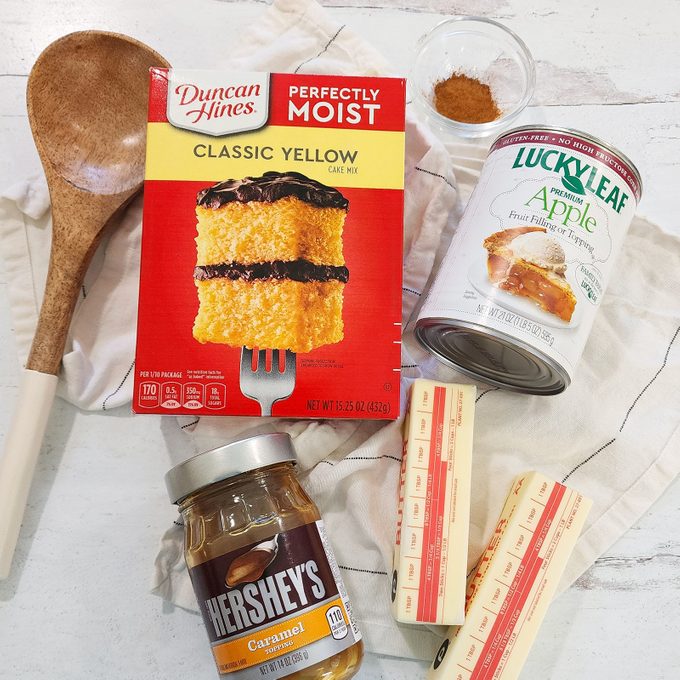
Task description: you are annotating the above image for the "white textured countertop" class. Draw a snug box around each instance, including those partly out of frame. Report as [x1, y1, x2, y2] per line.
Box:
[1, 1, 679, 679]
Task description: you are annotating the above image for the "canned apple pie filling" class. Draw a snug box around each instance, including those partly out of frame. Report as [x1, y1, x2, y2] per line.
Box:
[416, 125, 642, 394]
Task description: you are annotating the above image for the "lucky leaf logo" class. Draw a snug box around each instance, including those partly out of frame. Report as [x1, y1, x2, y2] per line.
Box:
[561, 172, 586, 195]
[511, 145, 632, 214]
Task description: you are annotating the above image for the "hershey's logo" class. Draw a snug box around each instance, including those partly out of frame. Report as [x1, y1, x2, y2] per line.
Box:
[204, 560, 326, 638]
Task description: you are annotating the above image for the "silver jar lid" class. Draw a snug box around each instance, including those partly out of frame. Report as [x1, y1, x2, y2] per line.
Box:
[165, 432, 297, 504]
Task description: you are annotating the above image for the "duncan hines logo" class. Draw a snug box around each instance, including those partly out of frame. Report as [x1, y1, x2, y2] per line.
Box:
[167, 70, 270, 136]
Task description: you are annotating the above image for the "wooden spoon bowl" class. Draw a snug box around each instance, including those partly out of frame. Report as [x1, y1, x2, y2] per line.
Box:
[0, 31, 169, 579]
[28, 31, 160, 196]
[26, 31, 169, 373]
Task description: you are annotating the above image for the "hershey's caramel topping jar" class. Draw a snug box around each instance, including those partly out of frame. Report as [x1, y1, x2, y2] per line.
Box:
[165, 433, 363, 679]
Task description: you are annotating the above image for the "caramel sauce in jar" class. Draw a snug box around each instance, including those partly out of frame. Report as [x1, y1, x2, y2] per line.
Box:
[166, 433, 363, 680]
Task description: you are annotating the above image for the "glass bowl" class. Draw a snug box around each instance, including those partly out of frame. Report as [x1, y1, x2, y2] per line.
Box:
[411, 16, 535, 139]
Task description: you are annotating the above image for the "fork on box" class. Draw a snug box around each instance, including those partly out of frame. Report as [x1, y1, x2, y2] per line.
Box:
[239, 348, 297, 416]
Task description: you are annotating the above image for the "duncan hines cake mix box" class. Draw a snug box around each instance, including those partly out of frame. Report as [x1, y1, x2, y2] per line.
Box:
[133, 69, 406, 419]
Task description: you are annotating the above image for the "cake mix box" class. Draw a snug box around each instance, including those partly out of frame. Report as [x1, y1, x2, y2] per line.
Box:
[133, 69, 405, 419]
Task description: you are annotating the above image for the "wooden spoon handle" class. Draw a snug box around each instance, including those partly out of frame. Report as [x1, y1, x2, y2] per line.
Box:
[0, 370, 59, 579]
[26, 235, 101, 375]
[26, 177, 113, 375]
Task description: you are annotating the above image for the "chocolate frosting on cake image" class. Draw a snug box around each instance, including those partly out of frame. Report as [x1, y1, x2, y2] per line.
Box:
[196, 170, 350, 211]
[194, 260, 350, 284]
[193, 170, 349, 354]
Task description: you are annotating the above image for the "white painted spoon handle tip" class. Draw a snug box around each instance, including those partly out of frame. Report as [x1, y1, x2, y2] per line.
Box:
[0, 369, 58, 580]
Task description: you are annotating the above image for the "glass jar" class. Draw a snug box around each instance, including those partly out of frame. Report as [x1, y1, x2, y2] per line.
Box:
[165, 433, 364, 680]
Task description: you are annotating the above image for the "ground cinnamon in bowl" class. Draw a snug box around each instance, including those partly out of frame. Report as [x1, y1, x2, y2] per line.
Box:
[433, 72, 501, 124]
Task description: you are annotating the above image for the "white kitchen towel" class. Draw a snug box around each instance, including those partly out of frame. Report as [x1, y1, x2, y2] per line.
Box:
[1, 0, 680, 662]
[0, 181, 143, 410]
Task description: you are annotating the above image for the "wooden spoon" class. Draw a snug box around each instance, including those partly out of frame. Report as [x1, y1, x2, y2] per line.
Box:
[0, 31, 169, 579]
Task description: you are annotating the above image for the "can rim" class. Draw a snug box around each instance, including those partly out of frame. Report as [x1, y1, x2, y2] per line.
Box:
[492, 124, 643, 199]
[415, 317, 571, 395]
[164, 432, 297, 505]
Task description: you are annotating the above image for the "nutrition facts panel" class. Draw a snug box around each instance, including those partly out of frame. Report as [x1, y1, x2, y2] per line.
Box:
[137, 381, 226, 410]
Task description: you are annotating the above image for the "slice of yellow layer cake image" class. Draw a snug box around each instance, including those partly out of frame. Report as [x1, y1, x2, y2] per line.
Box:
[192, 171, 349, 353]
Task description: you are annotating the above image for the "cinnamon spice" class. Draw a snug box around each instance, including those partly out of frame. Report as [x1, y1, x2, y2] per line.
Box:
[433, 72, 501, 124]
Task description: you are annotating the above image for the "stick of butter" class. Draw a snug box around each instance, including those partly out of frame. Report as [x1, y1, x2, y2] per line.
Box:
[391, 379, 476, 626]
[429, 471, 592, 680]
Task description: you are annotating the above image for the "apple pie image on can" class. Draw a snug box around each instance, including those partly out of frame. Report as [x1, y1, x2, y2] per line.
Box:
[192, 171, 349, 354]
[483, 226, 576, 322]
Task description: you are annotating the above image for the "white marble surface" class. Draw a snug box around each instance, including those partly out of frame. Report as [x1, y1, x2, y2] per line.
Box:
[0, 1, 679, 679]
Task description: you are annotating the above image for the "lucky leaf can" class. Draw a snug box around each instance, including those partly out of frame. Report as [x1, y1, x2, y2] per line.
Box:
[416, 125, 642, 394]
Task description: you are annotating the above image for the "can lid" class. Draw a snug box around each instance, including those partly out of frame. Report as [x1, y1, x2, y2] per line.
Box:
[165, 432, 297, 504]
[415, 319, 570, 395]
